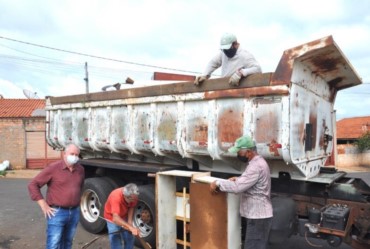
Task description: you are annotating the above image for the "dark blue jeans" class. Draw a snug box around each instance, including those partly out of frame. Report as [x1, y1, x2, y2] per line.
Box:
[107, 221, 135, 249]
[46, 207, 80, 249]
[244, 217, 272, 249]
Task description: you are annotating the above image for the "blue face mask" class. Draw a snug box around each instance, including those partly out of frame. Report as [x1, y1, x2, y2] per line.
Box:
[223, 47, 237, 58]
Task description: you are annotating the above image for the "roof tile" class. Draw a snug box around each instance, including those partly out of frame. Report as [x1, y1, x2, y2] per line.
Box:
[337, 116, 370, 139]
[0, 99, 45, 118]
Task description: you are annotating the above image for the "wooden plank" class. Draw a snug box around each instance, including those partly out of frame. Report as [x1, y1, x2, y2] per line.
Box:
[156, 173, 177, 249]
[48, 73, 273, 105]
[176, 239, 191, 247]
[153, 72, 195, 81]
[190, 182, 228, 249]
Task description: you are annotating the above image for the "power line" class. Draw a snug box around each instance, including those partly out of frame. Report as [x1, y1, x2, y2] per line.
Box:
[0, 35, 200, 74]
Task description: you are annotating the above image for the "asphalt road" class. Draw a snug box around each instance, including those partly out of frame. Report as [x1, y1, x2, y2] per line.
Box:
[0, 178, 110, 249]
[1, 173, 368, 249]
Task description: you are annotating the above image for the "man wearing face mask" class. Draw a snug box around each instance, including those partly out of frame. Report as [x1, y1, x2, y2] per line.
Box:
[210, 135, 272, 249]
[28, 143, 84, 249]
[194, 33, 262, 86]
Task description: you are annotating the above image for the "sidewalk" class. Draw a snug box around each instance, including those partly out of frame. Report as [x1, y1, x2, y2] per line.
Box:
[1, 169, 41, 179]
[1, 166, 368, 179]
[337, 165, 370, 173]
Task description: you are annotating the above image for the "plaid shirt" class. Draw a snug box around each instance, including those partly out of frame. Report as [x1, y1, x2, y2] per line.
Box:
[219, 155, 273, 219]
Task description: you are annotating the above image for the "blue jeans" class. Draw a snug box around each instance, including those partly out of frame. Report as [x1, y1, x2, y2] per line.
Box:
[107, 221, 135, 249]
[46, 207, 80, 249]
[244, 218, 272, 249]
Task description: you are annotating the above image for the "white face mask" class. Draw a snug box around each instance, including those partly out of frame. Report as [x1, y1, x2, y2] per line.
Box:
[66, 155, 79, 165]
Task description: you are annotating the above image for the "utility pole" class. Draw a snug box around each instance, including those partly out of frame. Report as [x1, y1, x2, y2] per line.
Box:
[84, 62, 89, 94]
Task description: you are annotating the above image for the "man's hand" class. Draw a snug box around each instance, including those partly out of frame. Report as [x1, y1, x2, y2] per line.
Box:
[229, 71, 242, 86]
[130, 226, 140, 237]
[194, 76, 208, 86]
[37, 199, 56, 219]
[228, 176, 238, 182]
[210, 180, 219, 194]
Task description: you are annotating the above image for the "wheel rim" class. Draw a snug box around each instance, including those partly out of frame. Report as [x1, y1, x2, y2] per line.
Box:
[133, 200, 154, 238]
[81, 189, 102, 222]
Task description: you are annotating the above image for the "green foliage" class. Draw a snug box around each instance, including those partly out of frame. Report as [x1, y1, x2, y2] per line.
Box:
[355, 131, 370, 152]
[0, 170, 7, 176]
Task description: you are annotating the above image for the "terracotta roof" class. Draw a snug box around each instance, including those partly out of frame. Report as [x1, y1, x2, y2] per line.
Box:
[0, 99, 45, 118]
[337, 116, 370, 139]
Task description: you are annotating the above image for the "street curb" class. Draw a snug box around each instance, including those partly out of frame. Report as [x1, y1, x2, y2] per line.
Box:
[1, 169, 41, 179]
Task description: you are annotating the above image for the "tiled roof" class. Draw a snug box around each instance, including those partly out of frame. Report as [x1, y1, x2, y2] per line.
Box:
[337, 116, 370, 139]
[0, 99, 45, 118]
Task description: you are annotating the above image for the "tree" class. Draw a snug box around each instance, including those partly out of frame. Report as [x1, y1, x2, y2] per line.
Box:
[355, 131, 370, 152]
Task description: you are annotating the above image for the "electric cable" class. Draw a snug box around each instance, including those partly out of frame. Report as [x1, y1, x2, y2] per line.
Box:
[0, 35, 201, 74]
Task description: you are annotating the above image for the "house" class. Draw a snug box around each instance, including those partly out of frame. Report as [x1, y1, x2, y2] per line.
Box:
[337, 116, 370, 144]
[0, 98, 61, 169]
[336, 116, 370, 170]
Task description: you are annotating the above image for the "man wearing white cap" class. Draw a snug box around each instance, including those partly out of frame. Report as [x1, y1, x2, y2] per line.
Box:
[194, 33, 262, 86]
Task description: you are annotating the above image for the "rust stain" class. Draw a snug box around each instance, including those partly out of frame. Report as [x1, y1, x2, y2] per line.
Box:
[271, 51, 293, 85]
[328, 77, 343, 86]
[271, 36, 334, 85]
[254, 100, 280, 145]
[309, 51, 341, 73]
[204, 86, 289, 99]
[269, 139, 281, 156]
[218, 109, 243, 149]
[157, 111, 177, 141]
[319, 119, 327, 148]
[190, 119, 208, 144]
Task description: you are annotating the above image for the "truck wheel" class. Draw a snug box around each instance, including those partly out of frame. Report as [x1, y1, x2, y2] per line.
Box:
[134, 184, 156, 248]
[80, 177, 114, 233]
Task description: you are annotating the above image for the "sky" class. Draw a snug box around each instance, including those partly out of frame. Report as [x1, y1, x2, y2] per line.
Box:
[0, 0, 369, 120]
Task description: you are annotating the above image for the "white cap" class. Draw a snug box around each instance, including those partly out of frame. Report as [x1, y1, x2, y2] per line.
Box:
[220, 33, 237, 49]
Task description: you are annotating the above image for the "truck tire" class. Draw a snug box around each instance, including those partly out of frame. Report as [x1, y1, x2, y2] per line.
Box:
[134, 184, 156, 248]
[80, 177, 114, 233]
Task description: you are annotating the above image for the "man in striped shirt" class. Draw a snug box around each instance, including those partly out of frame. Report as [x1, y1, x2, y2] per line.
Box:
[210, 135, 273, 249]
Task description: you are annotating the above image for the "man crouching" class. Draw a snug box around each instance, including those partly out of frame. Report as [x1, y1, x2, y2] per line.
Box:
[104, 183, 140, 249]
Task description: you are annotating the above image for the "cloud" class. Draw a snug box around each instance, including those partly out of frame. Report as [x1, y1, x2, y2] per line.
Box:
[0, 0, 369, 118]
[0, 79, 26, 99]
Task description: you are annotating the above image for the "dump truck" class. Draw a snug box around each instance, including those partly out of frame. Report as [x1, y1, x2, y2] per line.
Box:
[45, 36, 370, 248]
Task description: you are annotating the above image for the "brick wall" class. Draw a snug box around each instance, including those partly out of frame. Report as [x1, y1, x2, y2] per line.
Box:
[25, 118, 45, 131]
[0, 119, 26, 169]
[0, 118, 46, 169]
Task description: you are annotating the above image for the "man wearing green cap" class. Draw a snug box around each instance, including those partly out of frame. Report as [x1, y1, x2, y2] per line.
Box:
[194, 33, 261, 86]
[210, 135, 272, 249]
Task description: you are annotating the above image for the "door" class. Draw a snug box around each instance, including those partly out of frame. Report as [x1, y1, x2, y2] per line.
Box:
[26, 131, 61, 169]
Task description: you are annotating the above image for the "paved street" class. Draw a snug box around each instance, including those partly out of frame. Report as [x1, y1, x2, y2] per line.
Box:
[1, 171, 368, 248]
[0, 178, 110, 249]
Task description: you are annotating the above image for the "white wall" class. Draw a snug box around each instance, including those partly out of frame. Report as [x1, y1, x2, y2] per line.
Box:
[337, 144, 370, 171]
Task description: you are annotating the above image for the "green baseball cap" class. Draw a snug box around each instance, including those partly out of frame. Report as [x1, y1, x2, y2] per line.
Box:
[228, 135, 256, 153]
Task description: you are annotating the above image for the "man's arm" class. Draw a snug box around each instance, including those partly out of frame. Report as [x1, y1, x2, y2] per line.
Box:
[37, 199, 57, 219]
[239, 50, 262, 76]
[194, 53, 222, 86]
[127, 206, 134, 225]
[203, 52, 222, 77]
[112, 213, 140, 236]
[27, 167, 56, 218]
